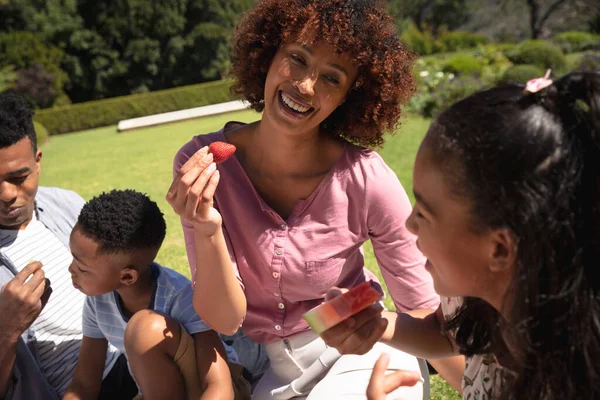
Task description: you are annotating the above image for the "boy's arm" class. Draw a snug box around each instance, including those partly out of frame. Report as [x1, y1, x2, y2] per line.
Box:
[193, 330, 234, 400]
[62, 336, 108, 400]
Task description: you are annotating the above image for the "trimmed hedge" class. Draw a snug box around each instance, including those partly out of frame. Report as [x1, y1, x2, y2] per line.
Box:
[34, 79, 235, 135]
[499, 64, 545, 84]
[33, 121, 49, 145]
[506, 40, 566, 71]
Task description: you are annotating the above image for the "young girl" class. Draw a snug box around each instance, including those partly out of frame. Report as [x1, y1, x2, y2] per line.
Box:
[168, 0, 464, 398]
[336, 71, 600, 399]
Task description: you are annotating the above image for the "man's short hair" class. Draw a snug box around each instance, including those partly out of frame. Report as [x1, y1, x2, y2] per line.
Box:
[0, 94, 37, 152]
[77, 190, 167, 254]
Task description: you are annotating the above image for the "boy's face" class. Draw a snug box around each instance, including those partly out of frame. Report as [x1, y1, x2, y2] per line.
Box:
[68, 226, 134, 296]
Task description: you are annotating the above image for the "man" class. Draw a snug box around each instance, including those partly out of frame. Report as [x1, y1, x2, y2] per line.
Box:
[0, 94, 131, 400]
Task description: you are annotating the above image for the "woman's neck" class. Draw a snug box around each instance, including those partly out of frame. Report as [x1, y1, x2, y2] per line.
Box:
[247, 118, 338, 178]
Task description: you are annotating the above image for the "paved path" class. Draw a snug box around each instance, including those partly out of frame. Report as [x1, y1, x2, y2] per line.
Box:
[117, 100, 250, 132]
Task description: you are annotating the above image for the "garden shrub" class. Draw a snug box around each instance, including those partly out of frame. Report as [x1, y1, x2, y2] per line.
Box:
[442, 54, 484, 75]
[553, 31, 600, 53]
[409, 76, 486, 118]
[400, 25, 444, 56]
[439, 31, 489, 52]
[506, 40, 566, 70]
[499, 64, 545, 84]
[34, 79, 236, 135]
[573, 52, 600, 72]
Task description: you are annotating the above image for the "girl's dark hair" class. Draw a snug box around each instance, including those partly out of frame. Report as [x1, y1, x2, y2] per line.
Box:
[231, 0, 415, 148]
[428, 72, 600, 399]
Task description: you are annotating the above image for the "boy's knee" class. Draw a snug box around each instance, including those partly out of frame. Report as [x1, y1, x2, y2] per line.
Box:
[124, 310, 181, 357]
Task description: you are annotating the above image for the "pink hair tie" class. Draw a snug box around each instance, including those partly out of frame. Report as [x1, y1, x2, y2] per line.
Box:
[525, 69, 553, 93]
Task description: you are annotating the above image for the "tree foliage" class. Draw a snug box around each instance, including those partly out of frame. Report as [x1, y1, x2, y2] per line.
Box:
[0, 0, 253, 105]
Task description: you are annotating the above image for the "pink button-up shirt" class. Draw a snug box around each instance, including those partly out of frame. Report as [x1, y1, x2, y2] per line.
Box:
[175, 123, 439, 344]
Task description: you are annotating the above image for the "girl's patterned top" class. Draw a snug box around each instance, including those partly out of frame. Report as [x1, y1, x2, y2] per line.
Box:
[441, 297, 511, 400]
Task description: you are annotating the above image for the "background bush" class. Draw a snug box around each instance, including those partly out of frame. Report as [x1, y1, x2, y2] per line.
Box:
[506, 40, 566, 70]
[401, 24, 444, 56]
[409, 75, 486, 118]
[499, 64, 545, 84]
[573, 52, 600, 72]
[442, 54, 484, 75]
[438, 31, 489, 52]
[553, 31, 600, 53]
[34, 80, 236, 135]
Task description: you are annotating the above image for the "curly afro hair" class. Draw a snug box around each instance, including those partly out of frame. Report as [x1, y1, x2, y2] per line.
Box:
[231, 0, 416, 148]
[77, 190, 166, 254]
[0, 94, 37, 152]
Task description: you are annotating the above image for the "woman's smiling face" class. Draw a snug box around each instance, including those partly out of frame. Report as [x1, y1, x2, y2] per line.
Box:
[262, 41, 358, 136]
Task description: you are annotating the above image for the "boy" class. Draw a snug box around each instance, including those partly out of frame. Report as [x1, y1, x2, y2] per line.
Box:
[63, 189, 250, 400]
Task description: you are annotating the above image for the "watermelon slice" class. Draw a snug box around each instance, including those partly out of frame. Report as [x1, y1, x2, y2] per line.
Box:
[302, 281, 383, 334]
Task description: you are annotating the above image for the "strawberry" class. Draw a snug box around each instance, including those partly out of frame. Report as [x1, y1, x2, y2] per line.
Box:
[209, 141, 236, 164]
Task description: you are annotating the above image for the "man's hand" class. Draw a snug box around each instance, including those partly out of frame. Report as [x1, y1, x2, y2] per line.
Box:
[320, 287, 388, 355]
[0, 262, 49, 341]
[166, 146, 222, 237]
[366, 353, 421, 400]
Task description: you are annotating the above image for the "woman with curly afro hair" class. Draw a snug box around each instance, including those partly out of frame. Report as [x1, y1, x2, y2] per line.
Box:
[170, 1, 461, 398]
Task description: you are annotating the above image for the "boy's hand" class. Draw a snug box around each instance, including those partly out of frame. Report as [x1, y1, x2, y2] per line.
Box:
[367, 353, 421, 400]
[167, 146, 223, 237]
[0, 262, 49, 342]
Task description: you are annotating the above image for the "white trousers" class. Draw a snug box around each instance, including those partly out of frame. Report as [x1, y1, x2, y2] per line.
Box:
[253, 331, 429, 400]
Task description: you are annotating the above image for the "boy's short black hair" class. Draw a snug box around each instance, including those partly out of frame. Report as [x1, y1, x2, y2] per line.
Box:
[0, 93, 37, 152]
[78, 190, 166, 253]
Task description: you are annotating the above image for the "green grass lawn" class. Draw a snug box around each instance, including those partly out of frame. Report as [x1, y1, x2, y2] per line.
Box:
[39, 111, 460, 399]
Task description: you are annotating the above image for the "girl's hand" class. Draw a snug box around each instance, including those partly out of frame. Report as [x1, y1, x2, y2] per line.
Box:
[320, 287, 388, 355]
[167, 146, 222, 237]
[367, 353, 421, 400]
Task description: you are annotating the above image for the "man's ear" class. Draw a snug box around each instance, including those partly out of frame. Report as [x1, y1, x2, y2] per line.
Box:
[35, 149, 42, 172]
[120, 267, 138, 286]
[488, 228, 518, 274]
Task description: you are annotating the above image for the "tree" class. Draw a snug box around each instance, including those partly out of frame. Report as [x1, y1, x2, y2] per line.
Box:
[0, 65, 17, 93]
[8, 63, 56, 108]
[388, 0, 473, 36]
[0, 31, 70, 107]
[500, 0, 569, 38]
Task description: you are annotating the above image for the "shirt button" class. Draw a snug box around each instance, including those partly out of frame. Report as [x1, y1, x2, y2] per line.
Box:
[274, 292, 280, 297]
[280, 224, 287, 231]
[275, 248, 283, 255]
[278, 303, 285, 309]
[272, 272, 279, 278]
[275, 325, 282, 331]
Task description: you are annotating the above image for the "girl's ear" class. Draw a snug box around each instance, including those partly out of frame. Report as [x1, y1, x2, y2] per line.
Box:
[488, 228, 518, 274]
[120, 267, 138, 286]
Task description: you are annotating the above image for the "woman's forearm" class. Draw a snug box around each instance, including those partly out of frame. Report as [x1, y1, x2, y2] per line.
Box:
[193, 226, 246, 335]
